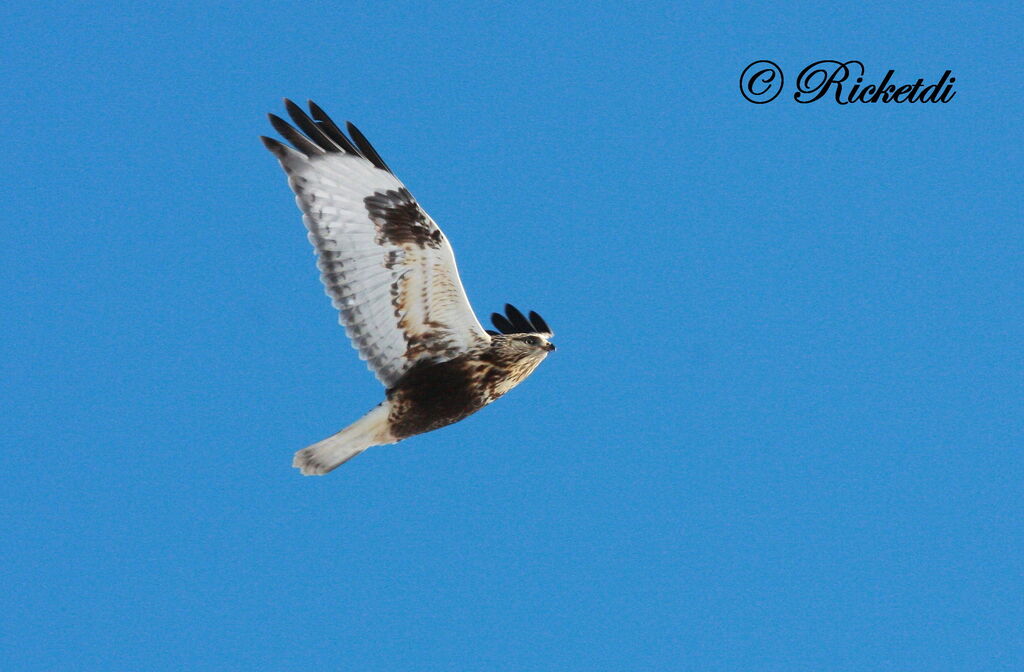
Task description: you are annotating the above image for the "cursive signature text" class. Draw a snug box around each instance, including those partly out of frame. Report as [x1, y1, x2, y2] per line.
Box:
[794, 60, 956, 104]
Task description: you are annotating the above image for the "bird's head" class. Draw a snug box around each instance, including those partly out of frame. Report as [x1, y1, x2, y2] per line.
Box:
[488, 333, 554, 389]
[506, 332, 556, 357]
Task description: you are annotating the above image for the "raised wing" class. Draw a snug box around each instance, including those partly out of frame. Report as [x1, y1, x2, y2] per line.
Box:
[488, 304, 553, 336]
[262, 99, 491, 388]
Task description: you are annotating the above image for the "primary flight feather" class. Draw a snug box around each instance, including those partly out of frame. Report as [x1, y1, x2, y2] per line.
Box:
[262, 99, 555, 475]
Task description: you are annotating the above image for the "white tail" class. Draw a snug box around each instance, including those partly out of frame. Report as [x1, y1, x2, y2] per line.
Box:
[293, 403, 394, 476]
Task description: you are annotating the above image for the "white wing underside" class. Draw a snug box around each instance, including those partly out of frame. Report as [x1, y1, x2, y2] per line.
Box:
[270, 142, 490, 388]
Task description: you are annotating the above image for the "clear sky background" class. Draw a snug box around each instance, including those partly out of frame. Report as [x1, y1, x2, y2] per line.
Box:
[2, 1, 1021, 670]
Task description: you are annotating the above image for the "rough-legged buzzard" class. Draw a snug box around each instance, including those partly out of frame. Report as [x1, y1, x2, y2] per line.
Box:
[262, 100, 555, 475]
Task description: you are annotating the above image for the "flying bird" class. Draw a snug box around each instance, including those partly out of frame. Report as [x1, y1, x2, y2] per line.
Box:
[261, 100, 556, 475]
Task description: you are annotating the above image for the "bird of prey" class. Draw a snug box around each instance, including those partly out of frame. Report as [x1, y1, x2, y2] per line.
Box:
[261, 100, 556, 475]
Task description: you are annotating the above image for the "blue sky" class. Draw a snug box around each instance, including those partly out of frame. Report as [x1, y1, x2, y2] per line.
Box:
[2, 1, 1021, 670]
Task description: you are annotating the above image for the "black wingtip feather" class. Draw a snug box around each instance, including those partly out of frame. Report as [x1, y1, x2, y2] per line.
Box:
[528, 310, 551, 334]
[504, 304, 533, 332]
[268, 113, 322, 156]
[284, 98, 340, 153]
[491, 313, 515, 334]
[347, 122, 392, 173]
[307, 100, 361, 155]
[260, 135, 288, 156]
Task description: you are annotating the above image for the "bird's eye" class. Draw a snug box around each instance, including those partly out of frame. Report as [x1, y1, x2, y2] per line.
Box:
[525, 336, 539, 346]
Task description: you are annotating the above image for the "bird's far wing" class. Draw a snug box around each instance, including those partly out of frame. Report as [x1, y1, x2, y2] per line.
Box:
[262, 100, 491, 388]
[489, 304, 554, 337]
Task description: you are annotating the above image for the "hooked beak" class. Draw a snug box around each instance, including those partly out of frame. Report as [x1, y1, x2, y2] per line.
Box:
[546, 342, 556, 352]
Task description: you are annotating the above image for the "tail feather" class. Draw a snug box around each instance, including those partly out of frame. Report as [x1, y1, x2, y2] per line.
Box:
[293, 403, 393, 476]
